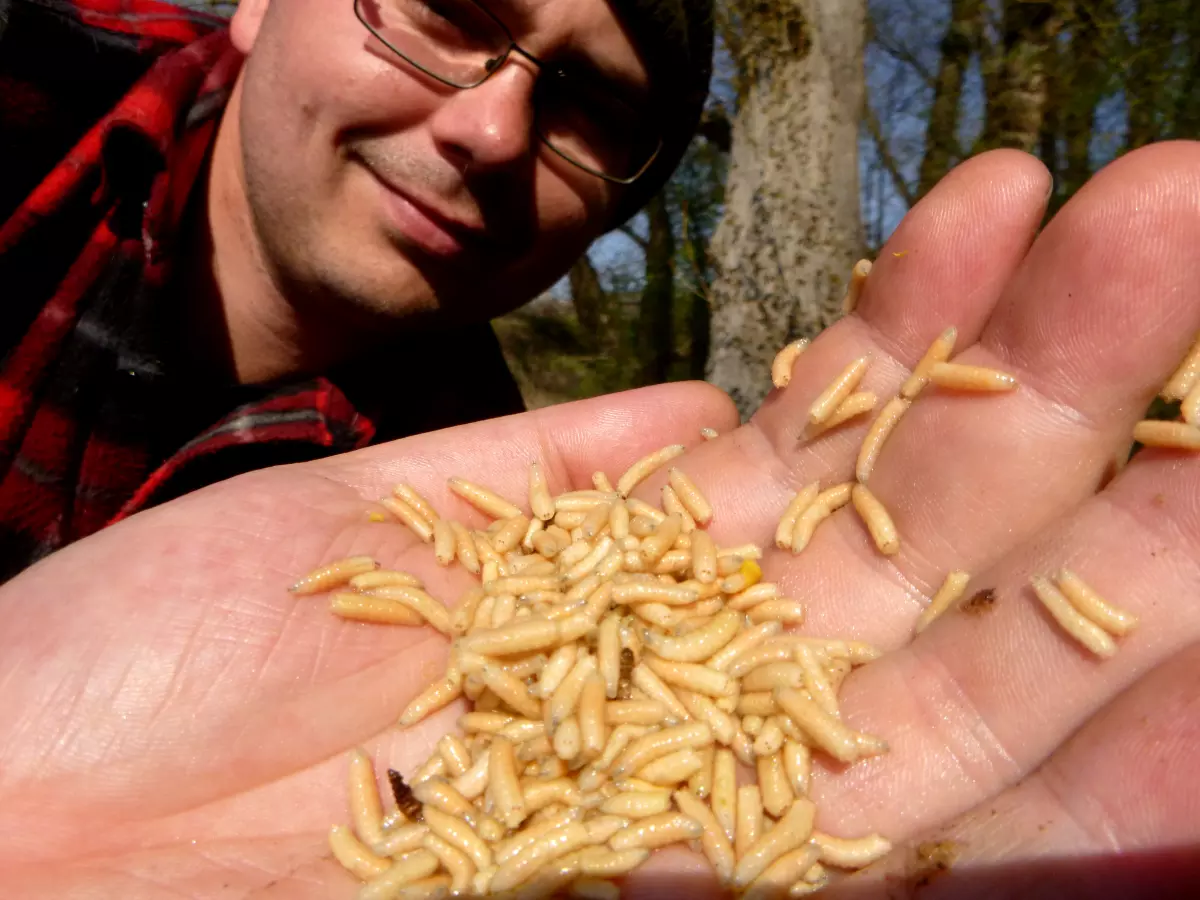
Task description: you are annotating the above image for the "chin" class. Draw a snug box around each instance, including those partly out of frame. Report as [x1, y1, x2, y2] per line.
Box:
[289, 237, 432, 323]
[297, 211, 557, 329]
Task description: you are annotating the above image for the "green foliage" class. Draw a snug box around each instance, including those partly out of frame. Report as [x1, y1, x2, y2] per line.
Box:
[493, 295, 644, 408]
[496, 126, 727, 406]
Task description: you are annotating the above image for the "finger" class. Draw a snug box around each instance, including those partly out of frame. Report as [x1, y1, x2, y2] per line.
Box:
[647, 151, 1053, 628]
[827, 641, 1200, 899]
[756, 149, 1050, 451]
[811, 435, 1200, 845]
[856, 150, 1053, 352]
[722, 140, 1200, 648]
[627, 152, 1050, 612]
[843, 140, 1200, 638]
[982, 140, 1200, 425]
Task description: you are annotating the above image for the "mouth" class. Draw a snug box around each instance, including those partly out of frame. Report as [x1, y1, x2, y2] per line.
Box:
[356, 157, 488, 260]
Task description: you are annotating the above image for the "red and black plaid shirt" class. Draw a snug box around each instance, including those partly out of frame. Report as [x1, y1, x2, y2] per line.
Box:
[0, 0, 525, 580]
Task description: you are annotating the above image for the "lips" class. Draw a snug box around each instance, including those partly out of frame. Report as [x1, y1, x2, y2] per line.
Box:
[358, 158, 488, 260]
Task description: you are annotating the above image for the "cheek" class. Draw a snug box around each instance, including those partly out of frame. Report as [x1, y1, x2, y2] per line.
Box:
[530, 165, 609, 246]
[249, 8, 437, 159]
[492, 171, 607, 307]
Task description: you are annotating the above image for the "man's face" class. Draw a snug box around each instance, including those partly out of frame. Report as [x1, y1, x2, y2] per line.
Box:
[228, 0, 650, 326]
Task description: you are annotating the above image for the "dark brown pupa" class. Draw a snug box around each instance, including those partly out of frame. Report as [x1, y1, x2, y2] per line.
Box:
[387, 769, 424, 822]
[617, 647, 636, 700]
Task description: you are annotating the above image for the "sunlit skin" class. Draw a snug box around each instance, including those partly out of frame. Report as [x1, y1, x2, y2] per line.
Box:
[199, 0, 650, 384]
[2, 143, 1200, 897]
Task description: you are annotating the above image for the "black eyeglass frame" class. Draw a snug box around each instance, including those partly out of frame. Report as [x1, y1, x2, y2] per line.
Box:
[352, 0, 663, 185]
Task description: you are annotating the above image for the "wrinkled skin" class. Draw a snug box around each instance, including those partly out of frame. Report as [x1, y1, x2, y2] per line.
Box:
[3, 145, 1200, 899]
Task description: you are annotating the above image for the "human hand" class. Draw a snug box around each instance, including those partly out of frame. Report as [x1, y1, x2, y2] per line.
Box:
[2, 142, 1199, 899]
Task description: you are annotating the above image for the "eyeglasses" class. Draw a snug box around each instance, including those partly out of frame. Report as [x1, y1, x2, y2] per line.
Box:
[353, 0, 662, 184]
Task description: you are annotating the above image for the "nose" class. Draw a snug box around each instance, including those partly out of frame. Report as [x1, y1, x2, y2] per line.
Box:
[428, 57, 539, 174]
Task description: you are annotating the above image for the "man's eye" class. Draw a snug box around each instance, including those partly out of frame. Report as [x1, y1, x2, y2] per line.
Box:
[404, 0, 493, 42]
[419, 0, 459, 25]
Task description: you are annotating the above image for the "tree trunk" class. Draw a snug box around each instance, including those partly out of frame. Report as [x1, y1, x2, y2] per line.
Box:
[917, 0, 982, 198]
[688, 229, 712, 381]
[638, 191, 676, 386]
[1128, 0, 1196, 148]
[705, 0, 866, 417]
[1127, 0, 1162, 149]
[568, 254, 614, 353]
[1037, 0, 1064, 212]
[977, 0, 1059, 154]
[1173, 0, 1200, 139]
[1059, 0, 1114, 201]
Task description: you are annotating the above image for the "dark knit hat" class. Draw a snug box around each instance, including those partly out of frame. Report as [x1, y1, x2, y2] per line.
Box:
[609, 0, 714, 224]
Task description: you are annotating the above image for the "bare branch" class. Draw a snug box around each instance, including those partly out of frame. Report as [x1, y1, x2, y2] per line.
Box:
[617, 224, 649, 251]
[916, 0, 980, 199]
[695, 105, 733, 153]
[863, 101, 916, 208]
[869, 28, 937, 85]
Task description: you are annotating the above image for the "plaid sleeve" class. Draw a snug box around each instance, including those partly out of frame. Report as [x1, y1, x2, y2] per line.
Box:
[0, 0, 217, 222]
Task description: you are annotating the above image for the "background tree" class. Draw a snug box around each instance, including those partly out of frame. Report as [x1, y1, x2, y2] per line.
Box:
[975, 0, 1058, 154]
[704, 0, 868, 417]
[917, 0, 980, 197]
[638, 192, 677, 386]
[492, 0, 1200, 412]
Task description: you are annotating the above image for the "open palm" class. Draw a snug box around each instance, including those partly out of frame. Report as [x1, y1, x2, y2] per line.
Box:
[3, 144, 1200, 900]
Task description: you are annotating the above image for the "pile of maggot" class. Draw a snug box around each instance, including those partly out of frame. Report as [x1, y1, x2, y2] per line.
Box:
[293, 267, 1199, 900]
